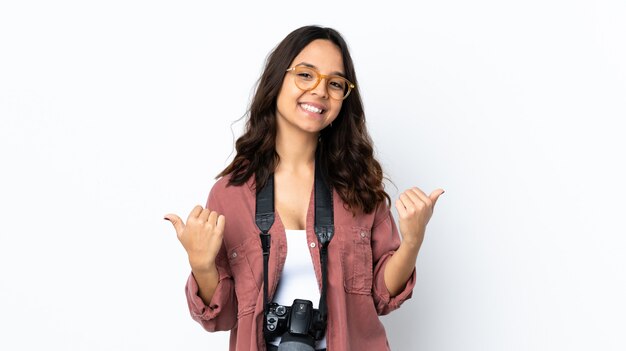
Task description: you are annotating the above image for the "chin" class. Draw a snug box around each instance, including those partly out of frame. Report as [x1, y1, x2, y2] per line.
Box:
[299, 125, 324, 134]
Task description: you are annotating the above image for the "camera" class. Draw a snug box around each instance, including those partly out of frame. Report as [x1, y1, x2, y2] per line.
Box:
[265, 299, 325, 350]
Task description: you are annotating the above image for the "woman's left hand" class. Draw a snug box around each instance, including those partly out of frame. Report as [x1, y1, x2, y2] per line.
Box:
[395, 187, 445, 249]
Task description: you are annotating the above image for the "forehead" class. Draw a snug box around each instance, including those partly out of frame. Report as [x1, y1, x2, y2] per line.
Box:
[290, 39, 344, 74]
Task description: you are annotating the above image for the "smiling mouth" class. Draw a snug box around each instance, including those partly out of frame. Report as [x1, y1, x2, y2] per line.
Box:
[300, 103, 325, 114]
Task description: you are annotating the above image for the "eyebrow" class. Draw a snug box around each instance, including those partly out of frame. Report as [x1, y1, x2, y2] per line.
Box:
[295, 62, 346, 78]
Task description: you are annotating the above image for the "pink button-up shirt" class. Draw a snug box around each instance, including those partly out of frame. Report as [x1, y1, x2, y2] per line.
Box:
[186, 175, 416, 350]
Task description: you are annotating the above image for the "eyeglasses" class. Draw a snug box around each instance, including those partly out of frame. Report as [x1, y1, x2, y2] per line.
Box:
[285, 66, 356, 100]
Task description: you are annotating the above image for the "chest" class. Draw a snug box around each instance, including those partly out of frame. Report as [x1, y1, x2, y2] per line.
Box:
[274, 172, 313, 230]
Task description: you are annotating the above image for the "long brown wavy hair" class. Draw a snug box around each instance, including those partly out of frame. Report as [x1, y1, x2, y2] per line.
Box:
[218, 25, 390, 214]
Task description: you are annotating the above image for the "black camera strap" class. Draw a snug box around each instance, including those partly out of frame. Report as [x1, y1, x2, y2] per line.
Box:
[256, 154, 334, 340]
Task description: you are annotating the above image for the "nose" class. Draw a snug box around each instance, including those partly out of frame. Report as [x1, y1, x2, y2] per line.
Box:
[310, 77, 329, 99]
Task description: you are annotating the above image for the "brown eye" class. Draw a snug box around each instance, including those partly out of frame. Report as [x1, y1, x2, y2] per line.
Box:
[329, 78, 346, 90]
[297, 72, 314, 80]
[296, 68, 317, 81]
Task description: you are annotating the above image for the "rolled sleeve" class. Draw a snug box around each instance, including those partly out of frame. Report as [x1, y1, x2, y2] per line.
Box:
[372, 251, 416, 315]
[185, 252, 238, 331]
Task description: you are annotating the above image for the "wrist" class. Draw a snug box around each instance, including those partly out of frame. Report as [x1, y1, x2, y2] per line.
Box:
[400, 238, 422, 252]
[189, 257, 216, 274]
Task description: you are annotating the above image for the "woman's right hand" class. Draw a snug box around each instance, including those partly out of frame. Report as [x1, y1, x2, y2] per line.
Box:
[164, 206, 226, 273]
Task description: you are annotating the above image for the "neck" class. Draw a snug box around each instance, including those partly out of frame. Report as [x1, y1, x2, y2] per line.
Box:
[275, 128, 318, 173]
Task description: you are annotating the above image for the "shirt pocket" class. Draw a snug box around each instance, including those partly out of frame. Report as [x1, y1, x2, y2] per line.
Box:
[340, 226, 373, 295]
[227, 237, 262, 316]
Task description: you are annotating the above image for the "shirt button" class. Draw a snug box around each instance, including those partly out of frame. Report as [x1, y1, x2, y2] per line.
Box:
[360, 231, 366, 238]
[231, 252, 237, 258]
[309, 242, 316, 248]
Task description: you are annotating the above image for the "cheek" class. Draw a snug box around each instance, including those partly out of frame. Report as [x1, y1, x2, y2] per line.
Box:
[329, 102, 343, 119]
[276, 82, 301, 107]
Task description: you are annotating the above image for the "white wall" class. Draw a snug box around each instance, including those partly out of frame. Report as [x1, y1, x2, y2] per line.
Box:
[1, 1, 624, 350]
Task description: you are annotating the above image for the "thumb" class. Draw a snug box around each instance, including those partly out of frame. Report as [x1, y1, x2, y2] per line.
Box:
[163, 214, 185, 236]
[429, 189, 445, 208]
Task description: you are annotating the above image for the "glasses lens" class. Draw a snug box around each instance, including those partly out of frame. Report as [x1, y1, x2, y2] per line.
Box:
[293, 67, 318, 90]
[327, 77, 348, 100]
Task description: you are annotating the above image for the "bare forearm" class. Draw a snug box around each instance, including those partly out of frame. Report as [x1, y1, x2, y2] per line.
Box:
[383, 239, 421, 297]
[191, 264, 219, 305]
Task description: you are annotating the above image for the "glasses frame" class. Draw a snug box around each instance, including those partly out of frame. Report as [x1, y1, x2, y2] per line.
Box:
[285, 66, 356, 100]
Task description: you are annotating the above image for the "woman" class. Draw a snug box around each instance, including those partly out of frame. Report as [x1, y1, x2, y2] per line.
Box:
[164, 25, 444, 351]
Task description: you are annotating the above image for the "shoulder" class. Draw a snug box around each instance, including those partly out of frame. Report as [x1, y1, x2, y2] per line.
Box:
[372, 199, 392, 226]
[209, 174, 254, 197]
[207, 173, 256, 212]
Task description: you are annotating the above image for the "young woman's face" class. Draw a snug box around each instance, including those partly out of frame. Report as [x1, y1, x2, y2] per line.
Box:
[275, 39, 344, 135]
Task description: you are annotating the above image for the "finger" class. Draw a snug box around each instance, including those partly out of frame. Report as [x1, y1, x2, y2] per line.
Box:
[209, 215, 226, 253]
[198, 208, 211, 222]
[213, 212, 226, 241]
[399, 191, 418, 210]
[395, 199, 408, 218]
[216, 214, 226, 234]
[405, 188, 428, 208]
[430, 189, 445, 208]
[207, 211, 218, 227]
[409, 187, 432, 207]
[163, 214, 185, 236]
[187, 205, 203, 222]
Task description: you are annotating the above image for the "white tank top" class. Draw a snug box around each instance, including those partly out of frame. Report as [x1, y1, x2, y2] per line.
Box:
[269, 229, 327, 348]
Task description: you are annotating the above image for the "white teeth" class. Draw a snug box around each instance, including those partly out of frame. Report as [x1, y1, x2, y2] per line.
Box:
[301, 103, 323, 114]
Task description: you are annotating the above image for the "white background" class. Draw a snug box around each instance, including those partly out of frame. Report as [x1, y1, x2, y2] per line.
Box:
[1, 1, 625, 350]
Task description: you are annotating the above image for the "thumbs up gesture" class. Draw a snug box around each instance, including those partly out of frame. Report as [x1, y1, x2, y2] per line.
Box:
[164, 206, 226, 272]
[395, 187, 444, 248]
